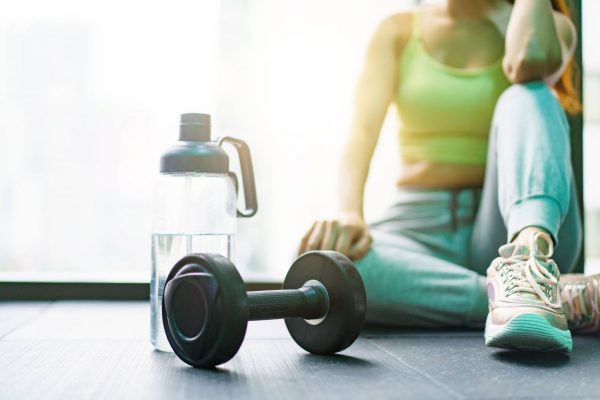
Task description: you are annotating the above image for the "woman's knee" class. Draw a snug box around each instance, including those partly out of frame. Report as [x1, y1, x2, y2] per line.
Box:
[494, 81, 564, 121]
[352, 244, 413, 306]
[490, 80, 570, 148]
[353, 249, 421, 326]
[497, 81, 553, 105]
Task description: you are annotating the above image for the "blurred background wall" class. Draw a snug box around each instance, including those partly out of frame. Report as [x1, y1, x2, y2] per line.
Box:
[0, 0, 597, 281]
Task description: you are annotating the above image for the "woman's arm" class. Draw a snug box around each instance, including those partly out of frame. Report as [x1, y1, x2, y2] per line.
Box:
[337, 16, 404, 219]
[503, 0, 576, 84]
[298, 14, 408, 259]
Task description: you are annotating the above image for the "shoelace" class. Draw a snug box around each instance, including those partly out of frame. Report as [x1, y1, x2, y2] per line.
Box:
[560, 275, 600, 332]
[494, 232, 560, 309]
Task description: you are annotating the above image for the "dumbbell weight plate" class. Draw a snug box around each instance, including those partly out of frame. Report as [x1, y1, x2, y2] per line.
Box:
[162, 253, 248, 368]
[283, 251, 366, 354]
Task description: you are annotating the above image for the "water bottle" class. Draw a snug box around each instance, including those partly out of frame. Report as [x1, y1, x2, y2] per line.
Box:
[150, 113, 257, 351]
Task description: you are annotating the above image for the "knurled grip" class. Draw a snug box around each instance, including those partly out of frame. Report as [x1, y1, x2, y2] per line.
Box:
[247, 286, 328, 321]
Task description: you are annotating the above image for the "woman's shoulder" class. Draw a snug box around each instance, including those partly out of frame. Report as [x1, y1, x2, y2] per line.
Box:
[372, 11, 414, 55]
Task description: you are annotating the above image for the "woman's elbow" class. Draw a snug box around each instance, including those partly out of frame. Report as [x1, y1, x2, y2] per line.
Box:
[503, 48, 562, 83]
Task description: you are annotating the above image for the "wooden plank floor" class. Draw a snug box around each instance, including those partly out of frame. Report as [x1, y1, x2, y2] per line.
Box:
[1, 301, 599, 400]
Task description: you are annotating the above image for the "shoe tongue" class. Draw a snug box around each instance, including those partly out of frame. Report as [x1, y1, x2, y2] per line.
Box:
[498, 243, 530, 259]
[499, 242, 550, 261]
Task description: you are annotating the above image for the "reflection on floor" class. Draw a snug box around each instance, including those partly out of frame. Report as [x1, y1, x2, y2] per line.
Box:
[0, 301, 598, 399]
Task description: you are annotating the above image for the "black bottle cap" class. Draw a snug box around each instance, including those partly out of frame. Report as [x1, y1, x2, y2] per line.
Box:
[160, 113, 229, 174]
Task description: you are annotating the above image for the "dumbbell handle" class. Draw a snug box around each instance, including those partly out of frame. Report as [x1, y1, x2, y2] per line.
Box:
[248, 285, 329, 321]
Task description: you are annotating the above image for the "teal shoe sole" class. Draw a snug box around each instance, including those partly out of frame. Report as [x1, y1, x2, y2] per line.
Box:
[485, 313, 573, 352]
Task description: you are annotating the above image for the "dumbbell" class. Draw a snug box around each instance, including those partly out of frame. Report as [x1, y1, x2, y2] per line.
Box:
[162, 251, 366, 368]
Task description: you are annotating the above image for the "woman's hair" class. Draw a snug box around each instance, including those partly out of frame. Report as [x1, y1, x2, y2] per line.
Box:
[508, 0, 582, 114]
[550, 0, 582, 114]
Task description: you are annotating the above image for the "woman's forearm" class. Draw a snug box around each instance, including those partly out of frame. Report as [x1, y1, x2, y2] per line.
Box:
[336, 131, 377, 219]
[503, 0, 562, 82]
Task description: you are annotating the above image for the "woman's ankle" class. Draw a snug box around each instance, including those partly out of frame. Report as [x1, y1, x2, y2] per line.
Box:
[511, 226, 551, 254]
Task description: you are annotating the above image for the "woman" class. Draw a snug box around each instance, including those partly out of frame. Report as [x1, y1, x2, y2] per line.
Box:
[298, 0, 599, 352]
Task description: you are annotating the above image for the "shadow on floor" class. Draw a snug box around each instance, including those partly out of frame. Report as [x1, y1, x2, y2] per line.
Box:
[491, 350, 571, 367]
[362, 324, 484, 338]
[297, 353, 376, 369]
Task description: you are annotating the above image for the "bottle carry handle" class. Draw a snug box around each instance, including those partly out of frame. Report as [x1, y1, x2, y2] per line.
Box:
[217, 136, 258, 218]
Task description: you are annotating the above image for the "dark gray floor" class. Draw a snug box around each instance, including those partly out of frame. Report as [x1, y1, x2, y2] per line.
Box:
[1, 301, 599, 400]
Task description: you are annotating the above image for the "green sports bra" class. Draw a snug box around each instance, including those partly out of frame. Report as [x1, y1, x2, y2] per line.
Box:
[395, 11, 511, 165]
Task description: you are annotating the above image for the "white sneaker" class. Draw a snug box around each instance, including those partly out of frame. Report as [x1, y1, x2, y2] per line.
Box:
[485, 231, 572, 352]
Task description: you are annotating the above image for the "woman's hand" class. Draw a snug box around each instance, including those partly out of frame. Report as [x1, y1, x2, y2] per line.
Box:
[297, 214, 372, 261]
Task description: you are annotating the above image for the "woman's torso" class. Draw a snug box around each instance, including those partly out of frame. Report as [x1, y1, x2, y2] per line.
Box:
[394, 5, 512, 188]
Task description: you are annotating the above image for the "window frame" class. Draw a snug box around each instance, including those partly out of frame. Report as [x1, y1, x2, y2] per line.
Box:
[0, 280, 281, 300]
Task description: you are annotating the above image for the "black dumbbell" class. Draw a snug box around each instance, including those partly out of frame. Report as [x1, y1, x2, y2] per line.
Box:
[161, 251, 366, 368]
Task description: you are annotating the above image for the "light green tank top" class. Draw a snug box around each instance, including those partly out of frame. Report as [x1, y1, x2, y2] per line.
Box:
[395, 11, 511, 165]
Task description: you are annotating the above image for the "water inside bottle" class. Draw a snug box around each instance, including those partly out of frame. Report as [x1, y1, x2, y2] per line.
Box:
[150, 233, 233, 352]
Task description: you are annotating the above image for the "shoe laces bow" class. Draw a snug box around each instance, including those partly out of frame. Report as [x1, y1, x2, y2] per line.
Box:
[495, 232, 560, 309]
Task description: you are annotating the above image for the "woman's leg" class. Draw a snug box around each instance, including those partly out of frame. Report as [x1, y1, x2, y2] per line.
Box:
[469, 81, 582, 274]
[354, 189, 488, 327]
[468, 81, 583, 351]
[355, 82, 583, 329]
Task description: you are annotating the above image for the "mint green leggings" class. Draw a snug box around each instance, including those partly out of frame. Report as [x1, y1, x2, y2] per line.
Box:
[354, 82, 582, 327]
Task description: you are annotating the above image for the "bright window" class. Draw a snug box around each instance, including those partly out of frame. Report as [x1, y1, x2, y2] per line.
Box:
[0, 0, 412, 281]
[0, 0, 597, 281]
[583, 1, 600, 274]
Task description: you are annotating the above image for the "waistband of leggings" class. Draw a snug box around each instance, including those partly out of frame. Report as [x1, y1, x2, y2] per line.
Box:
[394, 186, 483, 230]
[394, 185, 483, 205]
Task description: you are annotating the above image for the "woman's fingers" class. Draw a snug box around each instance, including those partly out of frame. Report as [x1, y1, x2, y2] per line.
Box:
[320, 220, 340, 250]
[334, 228, 353, 255]
[298, 218, 371, 258]
[348, 232, 373, 260]
[305, 220, 326, 251]
[297, 221, 316, 255]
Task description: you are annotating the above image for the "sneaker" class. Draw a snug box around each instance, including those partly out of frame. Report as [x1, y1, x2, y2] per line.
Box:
[485, 231, 572, 352]
[560, 273, 600, 333]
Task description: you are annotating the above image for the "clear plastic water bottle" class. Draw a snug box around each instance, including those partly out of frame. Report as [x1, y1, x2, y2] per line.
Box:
[151, 113, 257, 351]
